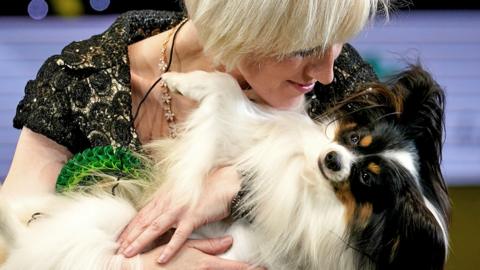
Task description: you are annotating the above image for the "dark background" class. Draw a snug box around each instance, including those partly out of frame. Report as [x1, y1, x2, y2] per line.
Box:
[2, 0, 480, 16]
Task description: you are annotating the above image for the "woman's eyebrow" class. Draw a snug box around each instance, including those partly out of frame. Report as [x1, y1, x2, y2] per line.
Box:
[289, 45, 324, 57]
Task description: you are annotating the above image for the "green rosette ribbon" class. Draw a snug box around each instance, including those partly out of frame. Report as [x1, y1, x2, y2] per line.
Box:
[56, 145, 145, 193]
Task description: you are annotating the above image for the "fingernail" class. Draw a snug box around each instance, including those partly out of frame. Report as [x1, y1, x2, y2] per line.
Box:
[123, 245, 134, 256]
[157, 253, 167, 263]
[221, 236, 232, 245]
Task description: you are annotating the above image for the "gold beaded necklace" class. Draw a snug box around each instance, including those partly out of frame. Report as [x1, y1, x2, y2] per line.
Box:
[158, 19, 188, 138]
[132, 18, 188, 139]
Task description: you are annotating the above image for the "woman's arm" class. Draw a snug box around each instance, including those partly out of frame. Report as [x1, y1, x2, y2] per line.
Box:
[1, 127, 72, 199]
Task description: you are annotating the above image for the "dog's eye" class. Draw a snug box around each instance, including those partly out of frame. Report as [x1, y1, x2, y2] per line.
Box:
[349, 133, 360, 145]
[359, 171, 373, 186]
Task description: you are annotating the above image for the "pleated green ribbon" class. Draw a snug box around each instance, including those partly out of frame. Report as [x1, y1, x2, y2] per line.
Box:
[56, 145, 144, 193]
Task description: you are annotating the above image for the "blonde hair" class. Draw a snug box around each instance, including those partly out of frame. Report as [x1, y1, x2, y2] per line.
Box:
[183, 0, 390, 70]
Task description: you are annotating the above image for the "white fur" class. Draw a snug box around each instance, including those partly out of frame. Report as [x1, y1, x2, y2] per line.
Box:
[0, 71, 354, 269]
[424, 199, 449, 256]
[319, 143, 356, 183]
[1, 195, 141, 270]
[159, 71, 354, 269]
[382, 150, 419, 185]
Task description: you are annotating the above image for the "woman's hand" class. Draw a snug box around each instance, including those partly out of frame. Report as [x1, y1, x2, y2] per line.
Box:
[117, 166, 241, 263]
[128, 237, 264, 270]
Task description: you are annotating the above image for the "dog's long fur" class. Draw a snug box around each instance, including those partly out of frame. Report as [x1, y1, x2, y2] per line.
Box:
[0, 66, 450, 269]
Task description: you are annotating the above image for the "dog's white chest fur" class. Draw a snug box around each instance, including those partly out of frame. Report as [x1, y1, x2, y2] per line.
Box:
[1, 195, 137, 270]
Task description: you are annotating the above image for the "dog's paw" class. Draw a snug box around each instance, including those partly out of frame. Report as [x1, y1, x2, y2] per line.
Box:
[162, 71, 213, 99]
[161, 72, 184, 95]
[161, 71, 238, 101]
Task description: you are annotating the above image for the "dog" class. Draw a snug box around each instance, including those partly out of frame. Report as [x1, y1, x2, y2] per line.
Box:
[0, 66, 450, 269]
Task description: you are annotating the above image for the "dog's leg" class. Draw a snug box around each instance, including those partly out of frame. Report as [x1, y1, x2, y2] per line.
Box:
[157, 71, 249, 204]
[161, 71, 243, 102]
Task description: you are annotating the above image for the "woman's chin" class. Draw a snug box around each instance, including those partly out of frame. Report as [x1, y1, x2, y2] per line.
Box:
[245, 88, 305, 111]
[269, 96, 305, 111]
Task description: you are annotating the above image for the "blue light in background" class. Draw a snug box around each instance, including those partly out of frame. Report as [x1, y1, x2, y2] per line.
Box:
[89, 0, 110, 12]
[28, 0, 49, 20]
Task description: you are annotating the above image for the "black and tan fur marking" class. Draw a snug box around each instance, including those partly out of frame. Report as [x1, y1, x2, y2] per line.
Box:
[328, 65, 450, 270]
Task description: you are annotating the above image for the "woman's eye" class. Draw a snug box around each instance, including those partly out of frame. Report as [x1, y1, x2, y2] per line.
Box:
[349, 133, 360, 145]
[360, 171, 373, 186]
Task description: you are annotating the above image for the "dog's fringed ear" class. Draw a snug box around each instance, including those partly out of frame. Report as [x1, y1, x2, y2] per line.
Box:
[380, 191, 447, 270]
[325, 81, 404, 127]
[389, 64, 451, 239]
[389, 65, 445, 164]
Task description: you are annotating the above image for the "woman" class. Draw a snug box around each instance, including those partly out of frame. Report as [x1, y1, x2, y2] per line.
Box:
[2, 0, 389, 268]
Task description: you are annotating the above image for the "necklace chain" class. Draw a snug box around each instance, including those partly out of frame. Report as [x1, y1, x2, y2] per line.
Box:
[158, 22, 177, 72]
[158, 18, 188, 139]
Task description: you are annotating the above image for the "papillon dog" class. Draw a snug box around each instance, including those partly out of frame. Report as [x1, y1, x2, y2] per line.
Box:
[0, 66, 450, 270]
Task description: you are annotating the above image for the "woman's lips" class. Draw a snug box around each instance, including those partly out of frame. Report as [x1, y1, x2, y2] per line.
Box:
[289, 80, 316, 94]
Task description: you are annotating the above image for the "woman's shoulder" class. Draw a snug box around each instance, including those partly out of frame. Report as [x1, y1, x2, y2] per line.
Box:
[114, 10, 186, 43]
[307, 43, 378, 116]
[13, 10, 187, 153]
[60, 10, 186, 71]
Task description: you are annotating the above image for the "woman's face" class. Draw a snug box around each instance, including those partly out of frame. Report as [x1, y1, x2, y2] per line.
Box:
[235, 43, 343, 110]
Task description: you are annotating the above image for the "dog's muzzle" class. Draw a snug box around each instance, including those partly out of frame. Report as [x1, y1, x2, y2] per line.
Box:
[325, 151, 342, 172]
[319, 147, 353, 183]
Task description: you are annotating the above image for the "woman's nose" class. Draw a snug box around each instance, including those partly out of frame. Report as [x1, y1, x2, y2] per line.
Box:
[306, 44, 342, 85]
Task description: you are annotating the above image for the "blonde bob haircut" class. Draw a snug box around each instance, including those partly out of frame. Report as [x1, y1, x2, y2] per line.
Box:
[184, 0, 390, 70]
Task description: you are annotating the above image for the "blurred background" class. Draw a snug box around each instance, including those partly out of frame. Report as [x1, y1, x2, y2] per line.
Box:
[0, 1, 479, 269]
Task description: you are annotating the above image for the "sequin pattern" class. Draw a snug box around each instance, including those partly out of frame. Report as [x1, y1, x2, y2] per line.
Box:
[13, 10, 377, 155]
[307, 44, 378, 118]
[13, 10, 185, 153]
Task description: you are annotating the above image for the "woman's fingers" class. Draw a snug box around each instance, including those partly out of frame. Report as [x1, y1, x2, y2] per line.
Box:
[122, 212, 177, 258]
[185, 236, 267, 270]
[117, 198, 169, 254]
[204, 257, 266, 270]
[185, 236, 233, 255]
[117, 199, 157, 244]
[156, 222, 195, 263]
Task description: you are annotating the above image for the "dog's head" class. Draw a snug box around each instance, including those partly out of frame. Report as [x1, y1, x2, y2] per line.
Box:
[319, 65, 450, 269]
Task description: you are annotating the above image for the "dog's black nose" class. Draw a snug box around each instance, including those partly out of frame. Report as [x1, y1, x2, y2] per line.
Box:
[325, 151, 342, 171]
